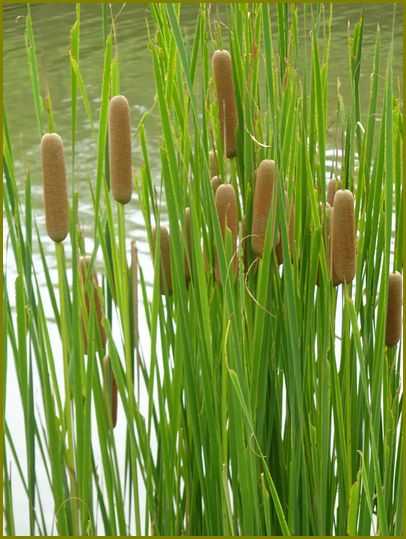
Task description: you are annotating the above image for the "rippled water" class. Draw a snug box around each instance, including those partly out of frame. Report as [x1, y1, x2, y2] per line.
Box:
[3, 3, 403, 535]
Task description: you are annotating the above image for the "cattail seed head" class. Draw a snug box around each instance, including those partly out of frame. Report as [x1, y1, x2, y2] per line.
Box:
[327, 178, 342, 206]
[183, 207, 193, 283]
[152, 226, 172, 295]
[252, 160, 278, 257]
[212, 50, 238, 158]
[331, 189, 356, 285]
[211, 176, 222, 194]
[215, 184, 238, 281]
[40, 133, 69, 243]
[79, 256, 107, 353]
[209, 149, 219, 178]
[103, 355, 118, 428]
[108, 95, 132, 204]
[386, 272, 402, 347]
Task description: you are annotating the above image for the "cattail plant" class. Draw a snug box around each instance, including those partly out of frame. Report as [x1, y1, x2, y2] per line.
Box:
[385, 272, 403, 347]
[183, 207, 193, 282]
[103, 355, 118, 429]
[78, 256, 107, 353]
[331, 189, 356, 285]
[40, 133, 69, 242]
[212, 50, 238, 158]
[211, 176, 222, 194]
[327, 178, 342, 206]
[252, 159, 278, 257]
[108, 95, 133, 204]
[209, 149, 219, 178]
[276, 192, 295, 265]
[152, 226, 172, 295]
[215, 184, 238, 282]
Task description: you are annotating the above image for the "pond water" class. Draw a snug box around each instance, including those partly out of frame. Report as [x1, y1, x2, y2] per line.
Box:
[3, 3, 403, 535]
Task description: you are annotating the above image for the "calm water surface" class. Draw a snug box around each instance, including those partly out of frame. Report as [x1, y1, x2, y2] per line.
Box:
[3, 4, 403, 535]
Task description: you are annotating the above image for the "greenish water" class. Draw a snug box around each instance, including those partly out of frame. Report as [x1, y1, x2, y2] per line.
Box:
[4, 4, 402, 221]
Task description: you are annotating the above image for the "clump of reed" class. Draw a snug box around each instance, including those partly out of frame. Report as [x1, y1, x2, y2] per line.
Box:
[40, 133, 69, 242]
[212, 50, 238, 158]
[4, 5, 403, 538]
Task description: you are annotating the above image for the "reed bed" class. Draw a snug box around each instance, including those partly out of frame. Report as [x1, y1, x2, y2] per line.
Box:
[3, 4, 404, 536]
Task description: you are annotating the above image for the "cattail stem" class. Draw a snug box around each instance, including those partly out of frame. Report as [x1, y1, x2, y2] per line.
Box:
[41, 133, 69, 243]
[385, 272, 402, 347]
[252, 160, 278, 257]
[103, 355, 118, 428]
[131, 241, 139, 348]
[108, 95, 132, 204]
[215, 184, 238, 282]
[152, 226, 172, 295]
[212, 50, 238, 158]
[331, 189, 356, 285]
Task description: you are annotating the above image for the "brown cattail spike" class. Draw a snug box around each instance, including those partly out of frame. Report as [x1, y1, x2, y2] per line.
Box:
[327, 178, 342, 206]
[209, 149, 219, 178]
[41, 133, 69, 243]
[331, 190, 356, 285]
[152, 226, 172, 295]
[79, 256, 107, 354]
[212, 50, 238, 158]
[215, 184, 238, 281]
[108, 95, 132, 204]
[183, 207, 193, 282]
[386, 272, 402, 347]
[103, 355, 118, 428]
[252, 160, 278, 257]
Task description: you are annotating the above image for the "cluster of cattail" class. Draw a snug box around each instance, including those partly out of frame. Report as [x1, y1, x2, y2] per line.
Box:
[40, 92, 134, 431]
